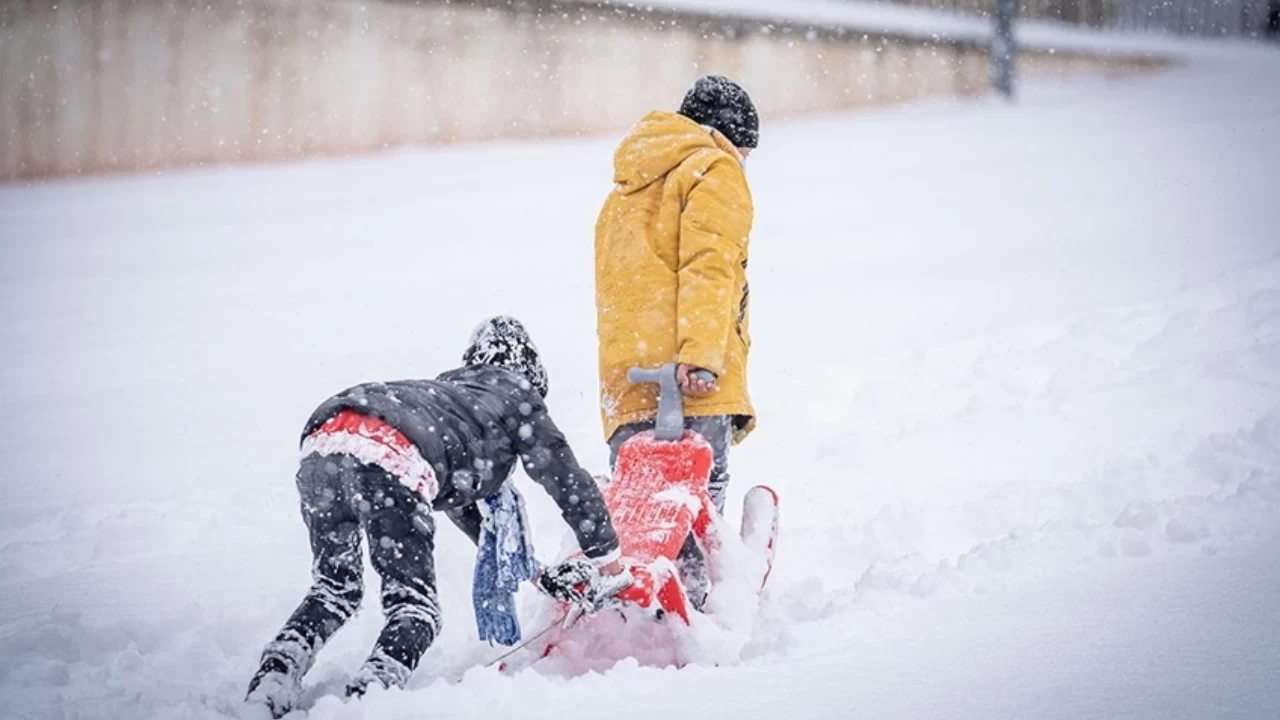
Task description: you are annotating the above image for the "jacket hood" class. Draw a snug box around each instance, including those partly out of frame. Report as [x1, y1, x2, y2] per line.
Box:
[612, 111, 734, 196]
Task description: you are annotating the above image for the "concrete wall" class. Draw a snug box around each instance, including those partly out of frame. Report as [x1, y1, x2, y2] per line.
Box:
[0, 0, 1166, 180]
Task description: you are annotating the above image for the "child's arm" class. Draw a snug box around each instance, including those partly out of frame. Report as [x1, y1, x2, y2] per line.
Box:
[511, 393, 621, 568]
[444, 504, 483, 547]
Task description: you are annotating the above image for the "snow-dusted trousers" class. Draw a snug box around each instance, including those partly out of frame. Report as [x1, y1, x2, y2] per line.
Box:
[608, 415, 733, 609]
[257, 453, 441, 689]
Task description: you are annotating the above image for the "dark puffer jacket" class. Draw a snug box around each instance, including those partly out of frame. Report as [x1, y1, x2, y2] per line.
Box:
[302, 364, 619, 560]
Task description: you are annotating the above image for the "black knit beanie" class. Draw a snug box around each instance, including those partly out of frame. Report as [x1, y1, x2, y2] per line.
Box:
[462, 316, 549, 398]
[678, 75, 759, 149]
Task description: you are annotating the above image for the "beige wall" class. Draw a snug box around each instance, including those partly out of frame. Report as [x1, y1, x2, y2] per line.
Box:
[0, 0, 1165, 180]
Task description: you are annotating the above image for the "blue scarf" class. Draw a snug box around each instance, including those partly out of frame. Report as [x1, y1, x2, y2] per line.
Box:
[472, 483, 537, 646]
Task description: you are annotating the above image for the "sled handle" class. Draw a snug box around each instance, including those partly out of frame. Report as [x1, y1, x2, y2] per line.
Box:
[626, 364, 715, 442]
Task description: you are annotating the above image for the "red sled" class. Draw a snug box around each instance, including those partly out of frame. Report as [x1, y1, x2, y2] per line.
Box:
[499, 365, 778, 674]
[603, 427, 717, 625]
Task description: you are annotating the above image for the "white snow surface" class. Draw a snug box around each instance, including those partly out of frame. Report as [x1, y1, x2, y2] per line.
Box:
[2, 46, 1280, 720]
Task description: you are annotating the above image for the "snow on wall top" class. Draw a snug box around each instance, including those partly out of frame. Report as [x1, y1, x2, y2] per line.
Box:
[601, 0, 988, 42]
[593, 0, 1207, 57]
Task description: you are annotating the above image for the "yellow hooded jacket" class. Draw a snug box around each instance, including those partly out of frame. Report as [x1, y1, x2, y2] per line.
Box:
[595, 111, 755, 445]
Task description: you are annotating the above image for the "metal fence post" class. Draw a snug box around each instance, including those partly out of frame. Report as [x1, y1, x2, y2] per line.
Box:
[993, 0, 1017, 98]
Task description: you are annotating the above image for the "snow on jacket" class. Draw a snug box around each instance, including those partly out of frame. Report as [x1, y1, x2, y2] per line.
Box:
[595, 110, 756, 444]
[301, 365, 620, 561]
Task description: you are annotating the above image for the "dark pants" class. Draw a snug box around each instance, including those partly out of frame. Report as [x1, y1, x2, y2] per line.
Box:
[256, 453, 441, 690]
[608, 415, 732, 608]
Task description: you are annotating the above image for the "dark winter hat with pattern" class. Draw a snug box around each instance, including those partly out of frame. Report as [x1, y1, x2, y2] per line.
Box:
[678, 75, 759, 150]
[462, 316, 550, 398]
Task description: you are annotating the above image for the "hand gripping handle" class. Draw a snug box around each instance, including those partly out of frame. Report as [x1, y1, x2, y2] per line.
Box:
[626, 364, 715, 442]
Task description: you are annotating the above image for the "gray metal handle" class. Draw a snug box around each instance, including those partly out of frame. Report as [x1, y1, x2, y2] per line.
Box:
[626, 364, 716, 442]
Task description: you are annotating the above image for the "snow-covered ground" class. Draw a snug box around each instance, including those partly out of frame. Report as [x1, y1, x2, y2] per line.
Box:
[2, 44, 1279, 720]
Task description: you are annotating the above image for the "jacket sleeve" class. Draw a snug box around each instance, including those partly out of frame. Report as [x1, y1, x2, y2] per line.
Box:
[514, 395, 621, 563]
[445, 504, 483, 547]
[676, 157, 752, 375]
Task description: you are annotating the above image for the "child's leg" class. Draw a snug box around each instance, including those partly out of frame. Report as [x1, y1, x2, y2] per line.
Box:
[607, 421, 647, 470]
[350, 466, 441, 692]
[689, 415, 733, 514]
[249, 455, 365, 710]
[676, 416, 733, 609]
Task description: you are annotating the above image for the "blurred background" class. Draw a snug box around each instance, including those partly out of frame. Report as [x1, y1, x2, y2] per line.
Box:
[3, 0, 1275, 181]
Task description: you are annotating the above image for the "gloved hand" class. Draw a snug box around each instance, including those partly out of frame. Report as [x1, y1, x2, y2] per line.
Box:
[536, 557, 594, 605]
[587, 564, 635, 610]
[536, 557, 634, 612]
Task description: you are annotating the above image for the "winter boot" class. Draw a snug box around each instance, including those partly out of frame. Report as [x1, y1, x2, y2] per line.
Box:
[344, 649, 412, 698]
[245, 656, 302, 719]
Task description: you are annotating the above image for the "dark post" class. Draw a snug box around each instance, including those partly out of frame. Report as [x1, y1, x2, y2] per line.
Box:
[993, 0, 1017, 99]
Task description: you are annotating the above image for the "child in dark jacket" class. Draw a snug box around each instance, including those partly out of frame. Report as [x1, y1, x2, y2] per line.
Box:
[246, 317, 628, 717]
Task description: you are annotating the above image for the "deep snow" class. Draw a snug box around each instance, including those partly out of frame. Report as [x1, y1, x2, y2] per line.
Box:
[1, 43, 1279, 720]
